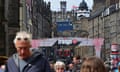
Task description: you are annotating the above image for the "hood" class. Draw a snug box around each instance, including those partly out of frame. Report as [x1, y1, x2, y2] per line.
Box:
[31, 48, 43, 58]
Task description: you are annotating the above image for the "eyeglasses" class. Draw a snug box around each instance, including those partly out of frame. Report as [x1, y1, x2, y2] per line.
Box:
[16, 37, 29, 41]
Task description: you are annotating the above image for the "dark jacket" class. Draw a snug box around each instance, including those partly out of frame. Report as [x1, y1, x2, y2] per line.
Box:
[5, 50, 51, 72]
[72, 63, 81, 72]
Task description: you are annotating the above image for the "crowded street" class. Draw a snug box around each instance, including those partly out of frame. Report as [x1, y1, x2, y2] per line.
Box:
[0, 0, 120, 72]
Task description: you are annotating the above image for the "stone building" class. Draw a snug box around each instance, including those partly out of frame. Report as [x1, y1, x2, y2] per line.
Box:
[72, 0, 90, 37]
[52, 0, 90, 37]
[70, 0, 120, 58]
[20, 0, 52, 38]
[52, 11, 73, 37]
[19, 0, 32, 32]
[32, 0, 52, 39]
[0, 0, 52, 56]
[0, 0, 20, 56]
[51, 0, 92, 57]
[92, 0, 105, 12]
[72, 0, 120, 59]
[88, 0, 120, 59]
[52, 1, 74, 37]
[0, 0, 6, 55]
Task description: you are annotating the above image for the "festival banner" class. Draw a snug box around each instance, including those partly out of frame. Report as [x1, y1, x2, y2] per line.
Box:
[93, 38, 104, 58]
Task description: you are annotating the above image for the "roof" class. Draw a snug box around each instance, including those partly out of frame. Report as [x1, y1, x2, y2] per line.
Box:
[89, 6, 105, 20]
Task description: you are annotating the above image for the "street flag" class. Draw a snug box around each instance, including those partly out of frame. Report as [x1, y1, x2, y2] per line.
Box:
[93, 38, 104, 58]
[72, 5, 78, 9]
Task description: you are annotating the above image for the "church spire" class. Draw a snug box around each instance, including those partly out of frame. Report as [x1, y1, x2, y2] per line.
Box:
[79, 0, 88, 10]
[76, 0, 90, 19]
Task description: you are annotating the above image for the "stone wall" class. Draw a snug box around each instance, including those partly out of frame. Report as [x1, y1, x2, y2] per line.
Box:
[88, 4, 120, 59]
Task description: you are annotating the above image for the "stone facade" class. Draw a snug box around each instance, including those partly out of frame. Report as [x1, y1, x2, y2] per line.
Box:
[73, 0, 120, 59]
[93, 0, 106, 12]
[52, 11, 73, 37]
[0, 0, 5, 55]
[20, 0, 52, 39]
[52, 10, 89, 37]
[32, 0, 52, 39]
[0, 0, 52, 56]
[88, 0, 120, 59]
[0, 0, 20, 56]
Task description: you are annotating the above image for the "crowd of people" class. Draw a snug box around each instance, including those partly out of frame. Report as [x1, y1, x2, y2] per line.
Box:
[50, 55, 107, 72]
[1, 31, 120, 72]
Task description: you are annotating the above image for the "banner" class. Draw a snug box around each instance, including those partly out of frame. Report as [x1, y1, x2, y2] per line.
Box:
[32, 40, 39, 48]
[93, 38, 104, 58]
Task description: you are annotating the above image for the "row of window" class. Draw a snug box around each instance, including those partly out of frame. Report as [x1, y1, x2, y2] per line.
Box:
[102, 3, 119, 17]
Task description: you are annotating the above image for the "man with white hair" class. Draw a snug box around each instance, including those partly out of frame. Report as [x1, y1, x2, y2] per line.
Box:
[54, 61, 66, 72]
[5, 31, 51, 72]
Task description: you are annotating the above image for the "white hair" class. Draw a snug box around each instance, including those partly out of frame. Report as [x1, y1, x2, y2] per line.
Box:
[54, 61, 65, 70]
[13, 31, 32, 44]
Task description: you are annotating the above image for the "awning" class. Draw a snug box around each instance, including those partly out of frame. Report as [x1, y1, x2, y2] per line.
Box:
[39, 38, 57, 47]
[78, 39, 94, 46]
[32, 40, 40, 48]
[32, 37, 104, 47]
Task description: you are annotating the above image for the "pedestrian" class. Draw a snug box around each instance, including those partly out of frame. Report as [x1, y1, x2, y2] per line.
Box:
[0, 56, 8, 72]
[66, 63, 74, 72]
[54, 61, 66, 72]
[49, 60, 55, 72]
[72, 55, 81, 72]
[118, 64, 120, 72]
[80, 56, 107, 72]
[4, 31, 51, 72]
[0, 65, 5, 72]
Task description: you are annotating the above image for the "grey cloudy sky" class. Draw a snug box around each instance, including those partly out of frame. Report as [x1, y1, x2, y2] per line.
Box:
[44, 0, 93, 11]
